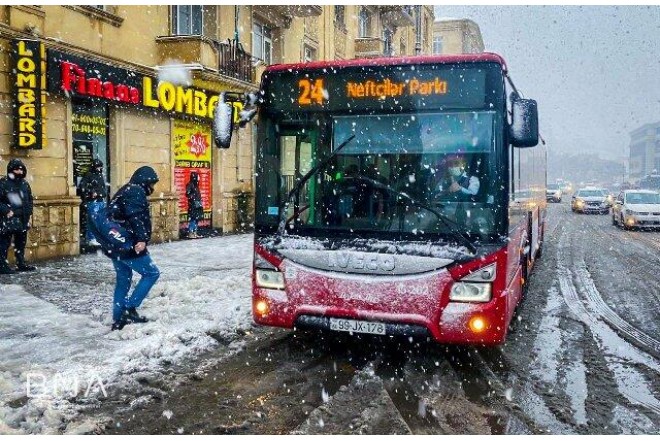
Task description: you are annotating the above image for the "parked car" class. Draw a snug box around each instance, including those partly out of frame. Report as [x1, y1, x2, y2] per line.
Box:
[571, 187, 609, 214]
[611, 190, 660, 229]
[546, 183, 562, 202]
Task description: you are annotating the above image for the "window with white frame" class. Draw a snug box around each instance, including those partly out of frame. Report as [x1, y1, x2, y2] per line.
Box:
[253, 21, 272, 64]
[433, 36, 444, 54]
[303, 45, 316, 63]
[334, 6, 345, 30]
[383, 29, 393, 56]
[358, 7, 371, 38]
[172, 5, 203, 35]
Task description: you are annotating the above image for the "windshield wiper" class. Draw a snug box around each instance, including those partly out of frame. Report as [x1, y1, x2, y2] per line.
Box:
[278, 134, 356, 234]
[343, 174, 477, 254]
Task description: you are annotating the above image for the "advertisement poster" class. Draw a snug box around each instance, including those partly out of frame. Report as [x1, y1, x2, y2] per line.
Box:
[173, 120, 213, 230]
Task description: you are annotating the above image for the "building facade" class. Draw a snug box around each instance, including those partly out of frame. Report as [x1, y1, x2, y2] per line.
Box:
[629, 122, 660, 181]
[1, 5, 433, 261]
[432, 18, 484, 55]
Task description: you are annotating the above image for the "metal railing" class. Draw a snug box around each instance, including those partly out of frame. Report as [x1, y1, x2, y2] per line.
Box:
[218, 39, 254, 83]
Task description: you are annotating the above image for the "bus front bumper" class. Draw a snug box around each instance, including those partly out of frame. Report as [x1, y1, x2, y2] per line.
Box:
[253, 266, 511, 346]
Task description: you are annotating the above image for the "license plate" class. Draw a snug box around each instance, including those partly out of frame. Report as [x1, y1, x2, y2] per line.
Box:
[329, 318, 386, 335]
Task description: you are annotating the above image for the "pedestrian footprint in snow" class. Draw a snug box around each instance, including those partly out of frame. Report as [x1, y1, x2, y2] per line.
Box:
[0, 159, 37, 274]
[91, 166, 161, 331]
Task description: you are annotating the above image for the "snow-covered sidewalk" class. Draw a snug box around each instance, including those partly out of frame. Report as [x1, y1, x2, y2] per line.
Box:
[0, 234, 254, 434]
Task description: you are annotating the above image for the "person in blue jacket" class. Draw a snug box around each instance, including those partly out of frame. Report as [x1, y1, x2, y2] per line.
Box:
[107, 166, 161, 331]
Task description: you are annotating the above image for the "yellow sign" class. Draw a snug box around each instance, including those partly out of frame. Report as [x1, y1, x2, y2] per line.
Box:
[173, 120, 212, 162]
[12, 40, 46, 149]
[143, 77, 244, 122]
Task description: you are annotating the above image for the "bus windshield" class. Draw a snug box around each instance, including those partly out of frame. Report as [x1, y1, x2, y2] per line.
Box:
[270, 111, 503, 240]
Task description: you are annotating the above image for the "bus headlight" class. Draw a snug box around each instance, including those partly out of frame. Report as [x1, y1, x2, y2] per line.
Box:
[255, 269, 285, 290]
[449, 282, 492, 303]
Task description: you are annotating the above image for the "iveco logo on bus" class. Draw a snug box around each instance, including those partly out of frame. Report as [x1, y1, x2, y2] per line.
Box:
[327, 252, 396, 273]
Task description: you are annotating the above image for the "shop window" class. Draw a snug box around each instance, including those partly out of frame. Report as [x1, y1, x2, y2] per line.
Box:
[72, 100, 109, 189]
[173, 120, 214, 231]
[172, 5, 203, 36]
[252, 21, 272, 64]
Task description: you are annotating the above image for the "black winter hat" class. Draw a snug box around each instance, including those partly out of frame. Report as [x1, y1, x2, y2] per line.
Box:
[92, 159, 104, 169]
[7, 158, 27, 177]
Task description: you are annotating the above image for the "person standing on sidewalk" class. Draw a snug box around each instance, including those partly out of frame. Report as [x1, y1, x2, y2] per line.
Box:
[0, 159, 36, 274]
[78, 158, 108, 247]
[185, 172, 203, 239]
[107, 166, 161, 331]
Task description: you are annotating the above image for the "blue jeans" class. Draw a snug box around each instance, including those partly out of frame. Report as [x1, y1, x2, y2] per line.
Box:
[188, 219, 198, 234]
[112, 254, 160, 321]
[86, 201, 106, 242]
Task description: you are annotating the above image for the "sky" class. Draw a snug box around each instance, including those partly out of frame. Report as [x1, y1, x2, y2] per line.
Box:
[434, 5, 660, 161]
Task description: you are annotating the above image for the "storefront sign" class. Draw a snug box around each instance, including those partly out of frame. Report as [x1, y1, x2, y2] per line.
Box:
[48, 48, 241, 124]
[11, 40, 46, 149]
[173, 120, 213, 230]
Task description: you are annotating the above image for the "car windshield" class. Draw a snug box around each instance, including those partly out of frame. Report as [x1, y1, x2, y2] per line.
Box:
[577, 190, 605, 197]
[626, 192, 660, 204]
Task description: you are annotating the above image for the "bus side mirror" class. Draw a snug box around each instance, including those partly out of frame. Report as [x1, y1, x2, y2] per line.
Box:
[214, 94, 234, 149]
[510, 98, 539, 148]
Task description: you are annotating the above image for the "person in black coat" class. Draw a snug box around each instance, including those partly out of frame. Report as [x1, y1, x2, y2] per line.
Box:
[106, 166, 161, 330]
[78, 158, 108, 246]
[185, 172, 203, 238]
[0, 159, 36, 274]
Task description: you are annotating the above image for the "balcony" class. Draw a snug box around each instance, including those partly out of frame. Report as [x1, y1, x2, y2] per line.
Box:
[354, 37, 386, 59]
[253, 6, 322, 28]
[270, 5, 323, 17]
[218, 39, 254, 84]
[155, 35, 218, 70]
[379, 6, 415, 28]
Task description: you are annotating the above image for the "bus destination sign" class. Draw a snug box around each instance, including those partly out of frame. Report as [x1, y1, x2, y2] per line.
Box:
[265, 63, 494, 114]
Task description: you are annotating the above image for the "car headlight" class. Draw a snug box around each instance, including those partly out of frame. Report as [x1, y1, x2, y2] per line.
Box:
[625, 209, 634, 215]
[449, 282, 492, 303]
[255, 269, 285, 290]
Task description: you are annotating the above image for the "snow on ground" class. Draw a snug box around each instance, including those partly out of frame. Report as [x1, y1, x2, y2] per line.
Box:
[0, 234, 254, 434]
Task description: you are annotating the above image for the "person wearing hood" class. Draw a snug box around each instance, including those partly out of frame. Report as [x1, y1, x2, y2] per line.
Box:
[0, 159, 36, 274]
[78, 158, 108, 247]
[185, 172, 203, 239]
[106, 166, 161, 330]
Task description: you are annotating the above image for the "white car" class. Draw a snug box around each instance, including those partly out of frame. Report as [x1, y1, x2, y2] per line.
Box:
[546, 183, 562, 202]
[612, 190, 660, 229]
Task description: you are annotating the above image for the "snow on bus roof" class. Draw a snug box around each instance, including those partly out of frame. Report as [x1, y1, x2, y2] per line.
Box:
[265, 52, 507, 74]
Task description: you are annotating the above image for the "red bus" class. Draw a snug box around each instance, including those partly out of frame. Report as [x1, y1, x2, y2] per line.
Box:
[220, 53, 546, 345]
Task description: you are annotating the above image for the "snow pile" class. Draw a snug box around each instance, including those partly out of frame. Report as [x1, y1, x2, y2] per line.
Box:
[0, 236, 253, 434]
[265, 234, 471, 260]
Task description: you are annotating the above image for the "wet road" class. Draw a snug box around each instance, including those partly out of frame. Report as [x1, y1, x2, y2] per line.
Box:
[100, 203, 660, 434]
